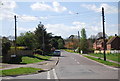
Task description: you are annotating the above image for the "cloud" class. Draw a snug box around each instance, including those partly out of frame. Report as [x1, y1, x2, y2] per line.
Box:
[0, 0, 17, 20]
[72, 21, 86, 28]
[18, 27, 36, 32]
[40, 16, 48, 20]
[45, 24, 77, 38]
[18, 15, 38, 21]
[45, 21, 117, 38]
[18, 15, 48, 22]
[81, 3, 118, 14]
[68, 11, 74, 14]
[0, 0, 16, 11]
[45, 22, 86, 38]
[30, 1, 67, 13]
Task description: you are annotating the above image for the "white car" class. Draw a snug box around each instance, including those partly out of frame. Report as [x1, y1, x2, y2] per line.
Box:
[53, 50, 61, 56]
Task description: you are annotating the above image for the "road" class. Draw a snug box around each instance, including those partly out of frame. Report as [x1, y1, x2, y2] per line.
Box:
[2, 50, 119, 80]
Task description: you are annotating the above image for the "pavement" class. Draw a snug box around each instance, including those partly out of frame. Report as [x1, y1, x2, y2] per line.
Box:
[0, 56, 59, 71]
[1, 50, 119, 80]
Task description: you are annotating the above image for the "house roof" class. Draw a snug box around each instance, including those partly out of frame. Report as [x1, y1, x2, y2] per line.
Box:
[107, 36, 119, 44]
[94, 38, 108, 45]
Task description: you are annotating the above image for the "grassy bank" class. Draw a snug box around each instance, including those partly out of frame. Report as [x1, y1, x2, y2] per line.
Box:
[84, 55, 120, 68]
[8, 54, 51, 64]
[64, 49, 76, 53]
[1, 67, 42, 76]
[21, 54, 51, 64]
[88, 53, 120, 62]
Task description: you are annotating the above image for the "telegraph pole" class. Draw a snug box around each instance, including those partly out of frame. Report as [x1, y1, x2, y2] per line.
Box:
[78, 31, 80, 53]
[102, 7, 106, 61]
[14, 15, 17, 56]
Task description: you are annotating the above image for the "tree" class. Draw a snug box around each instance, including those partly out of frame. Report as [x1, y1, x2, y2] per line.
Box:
[34, 22, 52, 54]
[80, 28, 88, 53]
[50, 38, 58, 49]
[50, 36, 64, 49]
[17, 32, 37, 50]
[57, 38, 64, 49]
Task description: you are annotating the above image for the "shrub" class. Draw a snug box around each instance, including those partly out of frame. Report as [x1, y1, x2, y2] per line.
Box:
[33, 49, 43, 55]
[2, 42, 11, 63]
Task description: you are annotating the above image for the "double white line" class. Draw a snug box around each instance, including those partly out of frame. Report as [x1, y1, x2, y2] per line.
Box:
[72, 57, 80, 64]
[47, 69, 58, 79]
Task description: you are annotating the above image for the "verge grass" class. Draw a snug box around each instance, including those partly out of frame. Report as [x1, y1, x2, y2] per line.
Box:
[1, 67, 42, 76]
[88, 53, 120, 62]
[84, 55, 120, 68]
[21, 54, 51, 64]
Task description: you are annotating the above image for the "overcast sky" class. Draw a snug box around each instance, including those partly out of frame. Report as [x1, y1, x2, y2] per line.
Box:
[0, 0, 119, 38]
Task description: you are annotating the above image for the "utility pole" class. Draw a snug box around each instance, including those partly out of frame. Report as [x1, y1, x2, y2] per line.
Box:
[78, 31, 80, 53]
[102, 7, 106, 61]
[14, 15, 17, 56]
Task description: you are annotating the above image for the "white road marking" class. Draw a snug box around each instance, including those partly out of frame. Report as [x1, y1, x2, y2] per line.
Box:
[5, 77, 13, 79]
[74, 59, 77, 61]
[77, 62, 80, 64]
[47, 71, 50, 79]
[52, 69, 58, 79]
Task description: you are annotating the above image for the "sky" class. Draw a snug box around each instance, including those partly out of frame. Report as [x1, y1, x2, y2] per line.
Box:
[0, 0, 119, 39]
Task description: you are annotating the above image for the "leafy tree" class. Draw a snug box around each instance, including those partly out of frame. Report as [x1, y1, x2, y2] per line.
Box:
[50, 38, 58, 49]
[57, 38, 64, 49]
[17, 32, 37, 50]
[80, 28, 88, 53]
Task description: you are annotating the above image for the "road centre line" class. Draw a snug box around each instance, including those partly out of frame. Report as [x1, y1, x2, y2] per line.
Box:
[77, 62, 80, 64]
[47, 71, 50, 79]
[52, 69, 58, 79]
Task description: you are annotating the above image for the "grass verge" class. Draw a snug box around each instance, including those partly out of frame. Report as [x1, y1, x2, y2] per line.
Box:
[0, 67, 42, 76]
[21, 54, 51, 64]
[83, 55, 120, 68]
[88, 53, 120, 62]
[8, 54, 51, 64]
[64, 49, 76, 53]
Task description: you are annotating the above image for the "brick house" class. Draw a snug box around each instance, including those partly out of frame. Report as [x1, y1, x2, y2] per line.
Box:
[93, 38, 107, 50]
[107, 36, 120, 50]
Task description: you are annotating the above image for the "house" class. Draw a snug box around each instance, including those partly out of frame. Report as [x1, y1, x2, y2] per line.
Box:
[93, 38, 107, 50]
[107, 36, 120, 50]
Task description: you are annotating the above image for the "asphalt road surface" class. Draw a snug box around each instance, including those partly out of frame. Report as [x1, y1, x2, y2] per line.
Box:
[2, 50, 119, 80]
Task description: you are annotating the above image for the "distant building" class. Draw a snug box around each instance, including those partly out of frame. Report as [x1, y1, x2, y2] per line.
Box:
[93, 39, 107, 50]
[93, 35, 120, 50]
[107, 36, 120, 50]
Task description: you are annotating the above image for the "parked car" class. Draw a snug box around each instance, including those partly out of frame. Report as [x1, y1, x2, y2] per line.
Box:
[53, 50, 61, 56]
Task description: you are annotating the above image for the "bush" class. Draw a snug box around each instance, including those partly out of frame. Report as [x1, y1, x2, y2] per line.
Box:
[33, 49, 43, 55]
[2, 42, 11, 56]
[2, 42, 11, 63]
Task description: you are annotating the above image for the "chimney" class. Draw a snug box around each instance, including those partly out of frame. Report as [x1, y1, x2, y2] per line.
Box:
[115, 34, 117, 36]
